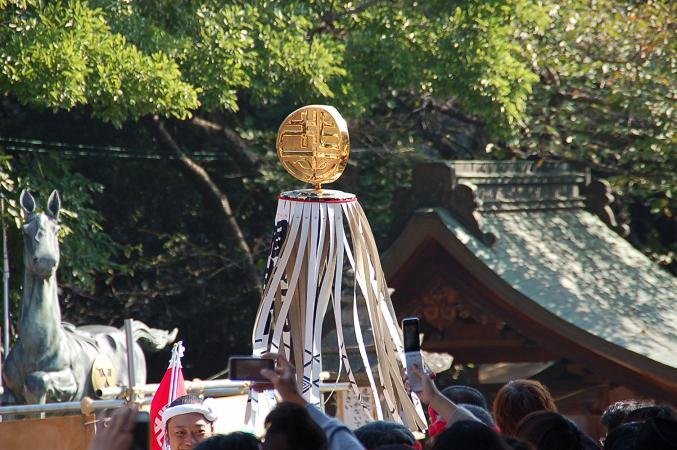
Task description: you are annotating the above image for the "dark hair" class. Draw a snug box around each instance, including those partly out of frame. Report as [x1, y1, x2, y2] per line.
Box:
[515, 411, 584, 450]
[636, 417, 677, 450]
[603, 422, 640, 450]
[441, 385, 489, 411]
[460, 403, 496, 428]
[354, 420, 416, 447]
[374, 446, 418, 450]
[168, 393, 204, 408]
[503, 437, 534, 450]
[493, 380, 557, 436]
[600, 400, 651, 432]
[582, 436, 601, 450]
[263, 402, 327, 450]
[623, 405, 677, 424]
[194, 432, 259, 450]
[432, 420, 509, 450]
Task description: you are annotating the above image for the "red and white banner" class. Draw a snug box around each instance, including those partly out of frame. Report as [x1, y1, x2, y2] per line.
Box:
[150, 341, 187, 450]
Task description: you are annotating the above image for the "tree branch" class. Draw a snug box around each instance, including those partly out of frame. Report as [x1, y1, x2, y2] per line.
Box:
[190, 116, 261, 170]
[151, 115, 262, 297]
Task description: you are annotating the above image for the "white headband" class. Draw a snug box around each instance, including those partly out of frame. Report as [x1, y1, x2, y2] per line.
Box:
[162, 398, 218, 428]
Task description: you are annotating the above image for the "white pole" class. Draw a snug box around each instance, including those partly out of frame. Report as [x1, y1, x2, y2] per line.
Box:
[124, 319, 136, 399]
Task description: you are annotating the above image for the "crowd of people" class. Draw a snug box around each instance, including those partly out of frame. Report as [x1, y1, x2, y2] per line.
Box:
[89, 353, 677, 450]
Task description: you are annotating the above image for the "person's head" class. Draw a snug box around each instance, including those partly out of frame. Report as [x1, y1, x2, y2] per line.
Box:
[636, 417, 677, 450]
[163, 394, 217, 450]
[460, 403, 496, 428]
[602, 422, 640, 450]
[600, 400, 652, 432]
[374, 446, 419, 450]
[623, 405, 677, 425]
[193, 432, 259, 450]
[503, 437, 534, 450]
[262, 401, 327, 450]
[354, 420, 416, 448]
[432, 420, 509, 450]
[492, 380, 557, 436]
[441, 385, 489, 411]
[515, 411, 584, 450]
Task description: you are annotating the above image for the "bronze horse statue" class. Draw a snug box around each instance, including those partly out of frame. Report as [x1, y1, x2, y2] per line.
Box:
[1, 190, 177, 405]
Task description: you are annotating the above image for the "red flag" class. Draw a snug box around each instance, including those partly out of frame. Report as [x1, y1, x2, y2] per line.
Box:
[150, 342, 187, 450]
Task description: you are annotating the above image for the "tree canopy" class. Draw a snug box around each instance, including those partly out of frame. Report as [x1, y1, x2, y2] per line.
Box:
[0, 0, 673, 377]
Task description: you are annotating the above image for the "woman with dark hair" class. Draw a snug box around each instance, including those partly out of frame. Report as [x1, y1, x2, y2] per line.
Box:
[432, 420, 510, 450]
[194, 432, 259, 450]
[515, 411, 585, 450]
[492, 380, 557, 436]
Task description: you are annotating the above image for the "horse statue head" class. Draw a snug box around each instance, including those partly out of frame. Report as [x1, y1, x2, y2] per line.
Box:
[1, 189, 177, 407]
[20, 190, 61, 279]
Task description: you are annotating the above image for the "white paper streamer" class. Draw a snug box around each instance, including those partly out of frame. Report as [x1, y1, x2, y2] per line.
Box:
[250, 193, 427, 431]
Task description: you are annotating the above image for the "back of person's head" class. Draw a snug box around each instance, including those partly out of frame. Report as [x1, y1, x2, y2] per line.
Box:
[460, 403, 496, 428]
[600, 400, 651, 432]
[263, 402, 327, 450]
[623, 405, 677, 425]
[374, 445, 419, 450]
[432, 420, 509, 450]
[636, 417, 677, 450]
[503, 437, 534, 450]
[194, 432, 259, 450]
[441, 385, 489, 410]
[354, 420, 416, 448]
[515, 411, 584, 450]
[493, 379, 557, 436]
[603, 422, 640, 450]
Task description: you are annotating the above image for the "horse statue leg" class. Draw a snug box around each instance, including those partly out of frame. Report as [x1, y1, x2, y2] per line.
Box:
[24, 368, 78, 405]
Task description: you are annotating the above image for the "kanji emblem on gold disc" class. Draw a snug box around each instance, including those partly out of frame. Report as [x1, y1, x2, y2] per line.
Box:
[276, 105, 350, 189]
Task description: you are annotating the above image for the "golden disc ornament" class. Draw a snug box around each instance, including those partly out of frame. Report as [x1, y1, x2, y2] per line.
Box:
[276, 105, 350, 190]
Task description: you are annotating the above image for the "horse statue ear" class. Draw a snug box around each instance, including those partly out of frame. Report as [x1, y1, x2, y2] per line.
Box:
[47, 190, 61, 220]
[20, 189, 36, 218]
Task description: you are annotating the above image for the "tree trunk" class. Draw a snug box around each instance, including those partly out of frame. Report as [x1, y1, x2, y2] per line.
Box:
[150, 115, 262, 298]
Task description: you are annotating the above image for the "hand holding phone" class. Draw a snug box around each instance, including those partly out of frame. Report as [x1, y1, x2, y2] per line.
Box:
[131, 411, 150, 450]
[228, 355, 275, 382]
[402, 317, 424, 392]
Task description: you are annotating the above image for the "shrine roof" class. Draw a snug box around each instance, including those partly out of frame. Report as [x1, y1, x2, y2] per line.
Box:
[384, 160, 677, 374]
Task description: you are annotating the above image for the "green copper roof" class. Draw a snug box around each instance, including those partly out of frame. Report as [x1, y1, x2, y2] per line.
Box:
[433, 201, 677, 369]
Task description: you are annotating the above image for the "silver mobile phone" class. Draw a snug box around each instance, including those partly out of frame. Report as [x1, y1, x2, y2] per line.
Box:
[402, 317, 424, 392]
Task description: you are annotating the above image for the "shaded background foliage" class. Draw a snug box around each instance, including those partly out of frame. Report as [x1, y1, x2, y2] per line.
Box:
[0, 0, 673, 379]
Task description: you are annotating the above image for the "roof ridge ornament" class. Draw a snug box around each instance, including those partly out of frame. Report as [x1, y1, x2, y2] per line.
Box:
[447, 181, 496, 246]
[581, 178, 629, 236]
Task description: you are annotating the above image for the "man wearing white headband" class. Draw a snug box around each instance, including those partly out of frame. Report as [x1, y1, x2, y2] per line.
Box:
[162, 394, 217, 450]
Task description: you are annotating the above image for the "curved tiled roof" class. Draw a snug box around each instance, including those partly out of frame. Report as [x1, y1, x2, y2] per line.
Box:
[384, 160, 677, 394]
[436, 206, 677, 369]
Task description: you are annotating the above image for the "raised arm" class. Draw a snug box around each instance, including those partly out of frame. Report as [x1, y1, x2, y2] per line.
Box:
[260, 352, 365, 450]
[409, 364, 479, 425]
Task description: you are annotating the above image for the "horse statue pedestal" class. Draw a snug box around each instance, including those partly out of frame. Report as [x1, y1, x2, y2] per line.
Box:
[1, 190, 177, 407]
